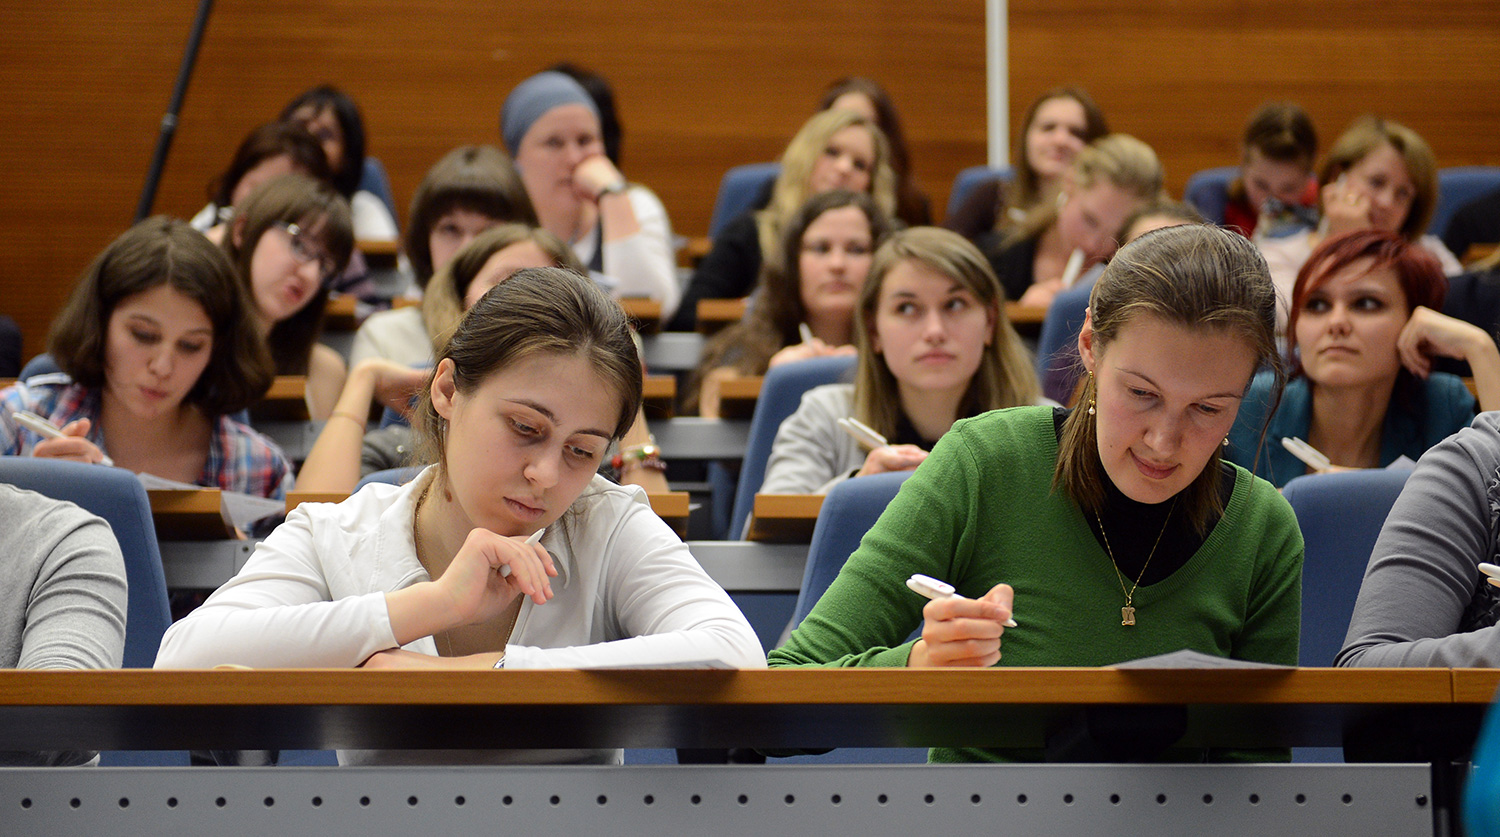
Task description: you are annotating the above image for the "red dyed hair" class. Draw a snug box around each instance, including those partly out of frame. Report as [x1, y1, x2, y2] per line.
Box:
[1286, 229, 1446, 378]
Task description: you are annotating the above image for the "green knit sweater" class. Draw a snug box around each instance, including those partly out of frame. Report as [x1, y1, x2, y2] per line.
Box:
[768, 406, 1304, 762]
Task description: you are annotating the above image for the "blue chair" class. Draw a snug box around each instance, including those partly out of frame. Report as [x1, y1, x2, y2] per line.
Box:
[1183, 166, 1239, 226]
[0, 457, 185, 766]
[19, 353, 60, 381]
[772, 470, 923, 764]
[1434, 166, 1500, 238]
[358, 156, 400, 231]
[1033, 272, 1097, 404]
[946, 165, 1014, 220]
[1282, 469, 1411, 668]
[708, 163, 780, 239]
[1466, 685, 1500, 834]
[787, 471, 913, 631]
[726, 355, 856, 540]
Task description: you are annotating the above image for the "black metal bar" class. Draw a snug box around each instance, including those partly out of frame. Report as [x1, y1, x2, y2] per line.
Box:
[133, 0, 216, 223]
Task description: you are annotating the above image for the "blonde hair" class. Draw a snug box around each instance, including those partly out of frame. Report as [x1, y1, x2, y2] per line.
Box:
[757, 110, 897, 276]
[1005, 134, 1164, 248]
[853, 227, 1040, 440]
[1053, 225, 1282, 533]
[1317, 115, 1438, 242]
[421, 224, 582, 353]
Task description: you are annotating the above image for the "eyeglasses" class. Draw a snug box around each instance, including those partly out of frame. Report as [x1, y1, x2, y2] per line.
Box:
[274, 222, 340, 283]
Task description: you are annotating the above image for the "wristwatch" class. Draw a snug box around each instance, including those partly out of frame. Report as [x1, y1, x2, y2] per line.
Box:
[595, 180, 627, 200]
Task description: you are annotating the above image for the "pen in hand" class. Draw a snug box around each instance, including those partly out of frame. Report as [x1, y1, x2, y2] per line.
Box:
[500, 527, 546, 578]
[837, 416, 888, 451]
[906, 573, 1017, 627]
[14, 410, 115, 467]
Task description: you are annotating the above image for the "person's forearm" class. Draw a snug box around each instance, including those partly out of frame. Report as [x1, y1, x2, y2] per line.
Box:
[296, 368, 378, 493]
[1463, 335, 1500, 413]
[384, 582, 457, 647]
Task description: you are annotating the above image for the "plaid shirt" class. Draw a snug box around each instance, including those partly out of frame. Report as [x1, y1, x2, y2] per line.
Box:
[1, 375, 292, 500]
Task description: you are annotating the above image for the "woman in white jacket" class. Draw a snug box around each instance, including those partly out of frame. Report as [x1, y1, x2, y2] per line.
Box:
[157, 267, 763, 764]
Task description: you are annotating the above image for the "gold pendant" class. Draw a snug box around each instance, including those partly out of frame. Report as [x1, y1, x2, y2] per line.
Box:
[1121, 606, 1136, 626]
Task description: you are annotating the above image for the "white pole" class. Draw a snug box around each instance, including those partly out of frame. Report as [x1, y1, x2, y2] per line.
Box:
[986, 0, 1008, 168]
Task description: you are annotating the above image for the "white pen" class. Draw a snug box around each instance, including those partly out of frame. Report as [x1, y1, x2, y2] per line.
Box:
[14, 410, 114, 467]
[500, 527, 546, 578]
[1059, 247, 1086, 289]
[837, 416, 888, 450]
[1280, 436, 1331, 472]
[906, 573, 1017, 627]
[798, 322, 814, 344]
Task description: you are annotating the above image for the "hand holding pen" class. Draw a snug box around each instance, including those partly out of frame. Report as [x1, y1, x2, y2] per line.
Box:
[904, 573, 1016, 668]
[838, 416, 927, 477]
[15, 410, 114, 467]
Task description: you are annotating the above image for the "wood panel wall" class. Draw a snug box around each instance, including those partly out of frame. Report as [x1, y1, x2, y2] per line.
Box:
[1, 1, 1497, 362]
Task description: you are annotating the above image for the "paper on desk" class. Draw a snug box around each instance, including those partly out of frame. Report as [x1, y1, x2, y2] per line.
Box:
[591, 659, 737, 670]
[1111, 649, 1293, 670]
[136, 473, 286, 531]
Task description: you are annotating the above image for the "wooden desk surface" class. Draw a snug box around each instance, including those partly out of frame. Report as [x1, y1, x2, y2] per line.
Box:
[1452, 668, 1500, 703]
[0, 668, 1464, 753]
[1004, 302, 1047, 327]
[642, 374, 677, 418]
[747, 493, 824, 543]
[250, 375, 311, 422]
[697, 298, 747, 335]
[620, 298, 662, 334]
[148, 488, 235, 540]
[323, 294, 359, 332]
[716, 375, 763, 420]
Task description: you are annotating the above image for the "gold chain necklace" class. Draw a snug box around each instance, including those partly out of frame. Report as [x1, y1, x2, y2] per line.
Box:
[1094, 499, 1176, 626]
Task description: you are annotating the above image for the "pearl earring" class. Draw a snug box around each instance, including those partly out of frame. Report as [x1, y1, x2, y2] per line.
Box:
[1087, 371, 1096, 416]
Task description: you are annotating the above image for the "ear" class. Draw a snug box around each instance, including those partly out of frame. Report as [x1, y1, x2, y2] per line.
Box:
[230, 215, 247, 250]
[430, 358, 459, 421]
[983, 302, 998, 346]
[1077, 308, 1097, 374]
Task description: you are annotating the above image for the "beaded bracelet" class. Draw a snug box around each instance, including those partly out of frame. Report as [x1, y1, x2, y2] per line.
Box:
[611, 443, 667, 473]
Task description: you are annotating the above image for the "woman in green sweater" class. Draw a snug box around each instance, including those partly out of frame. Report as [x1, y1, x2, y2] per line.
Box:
[769, 223, 1304, 762]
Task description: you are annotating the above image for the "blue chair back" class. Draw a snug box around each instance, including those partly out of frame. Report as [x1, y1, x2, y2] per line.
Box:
[358, 156, 400, 230]
[1281, 469, 1412, 667]
[789, 471, 912, 630]
[1435, 166, 1500, 238]
[1183, 166, 1239, 226]
[1466, 684, 1500, 835]
[728, 355, 857, 539]
[1034, 275, 1095, 403]
[708, 163, 780, 239]
[355, 466, 424, 492]
[19, 353, 60, 381]
[946, 165, 1014, 220]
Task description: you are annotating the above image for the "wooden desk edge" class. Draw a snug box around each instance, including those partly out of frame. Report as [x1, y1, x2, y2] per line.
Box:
[0, 668, 1452, 707]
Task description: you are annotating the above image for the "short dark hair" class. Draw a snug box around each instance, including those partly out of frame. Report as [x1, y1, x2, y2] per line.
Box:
[49, 217, 274, 415]
[223, 174, 353, 375]
[1242, 102, 1318, 168]
[209, 122, 331, 208]
[404, 146, 537, 289]
[413, 267, 643, 478]
[279, 85, 366, 198]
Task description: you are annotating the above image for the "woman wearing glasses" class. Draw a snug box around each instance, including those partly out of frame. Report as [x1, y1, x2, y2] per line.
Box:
[222, 174, 354, 420]
[0, 217, 290, 498]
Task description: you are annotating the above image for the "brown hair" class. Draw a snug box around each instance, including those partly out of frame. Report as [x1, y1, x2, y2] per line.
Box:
[687, 190, 894, 412]
[49, 217, 274, 415]
[1054, 224, 1282, 533]
[1011, 87, 1110, 212]
[412, 267, 643, 480]
[1317, 115, 1438, 242]
[404, 145, 538, 289]
[853, 227, 1040, 439]
[208, 122, 331, 209]
[421, 223, 583, 352]
[223, 174, 353, 375]
[819, 77, 929, 225]
[1227, 102, 1318, 206]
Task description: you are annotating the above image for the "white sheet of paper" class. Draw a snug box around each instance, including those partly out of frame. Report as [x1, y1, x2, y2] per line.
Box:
[136, 473, 285, 531]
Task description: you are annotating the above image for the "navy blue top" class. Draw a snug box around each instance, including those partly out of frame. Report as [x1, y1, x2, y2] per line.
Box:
[1226, 370, 1477, 488]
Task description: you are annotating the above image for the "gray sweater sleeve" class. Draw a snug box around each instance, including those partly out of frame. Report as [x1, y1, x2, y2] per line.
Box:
[0, 486, 127, 766]
[758, 384, 867, 496]
[1337, 412, 1500, 667]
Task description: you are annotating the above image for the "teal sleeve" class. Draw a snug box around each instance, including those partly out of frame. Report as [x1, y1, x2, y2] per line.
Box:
[768, 427, 983, 668]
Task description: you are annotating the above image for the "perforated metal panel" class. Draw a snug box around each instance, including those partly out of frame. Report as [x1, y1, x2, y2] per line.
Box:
[0, 763, 1432, 835]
